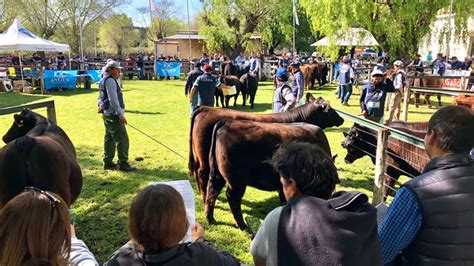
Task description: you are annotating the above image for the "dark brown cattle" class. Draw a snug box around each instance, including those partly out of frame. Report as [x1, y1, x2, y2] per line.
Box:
[220, 75, 242, 107]
[341, 122, 428, 196]
[239, 73, 259, 108]
[300, 64, 318, 90]
[189, 100, 344, 203]
[409, 71, 443, 108]
[453, 95, 474, 111]
[208, 120, 331, 229]
[0, 109, 83, 207]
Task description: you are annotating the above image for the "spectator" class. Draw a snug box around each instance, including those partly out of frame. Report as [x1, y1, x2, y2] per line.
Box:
[408, 54, 424, 73]
[136, 54, 144, 80]
[273, 68, 295, 113]
[189, 64, 222, 114]
[360, 69, 395, 123]
[290, 61, 304, 106]
[199, 53, 210, 65]
[158, 53, 166, 61]
[426, 51, 433, 62]
[56, 52, 66, 68]
[210, 54, 221, 74]
[0, 187, 98, 265]
[277, 52, 289, 70]
[105, 184, 240, 265]
[379, 105, 474, 265]
[251, 142, 381, 266]
[235, 52, 247, 69]
[336, 56, 354, 106]
[386, 60, 407, 122]
[186, 62, 203, 116]
[449, 56, 464, 70]
[432, 53, 446, 76]
[462, 56, 472, 70]
[249, 51, 260, 76]
[374, 57, 387, 73]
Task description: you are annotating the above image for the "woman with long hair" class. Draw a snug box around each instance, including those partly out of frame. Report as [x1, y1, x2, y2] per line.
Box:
[106, 184, 240, 265]
[0, 187, 97, 266]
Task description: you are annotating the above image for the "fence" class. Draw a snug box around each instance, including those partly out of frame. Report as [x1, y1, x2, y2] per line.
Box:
[335, 109, 425, 205]
[0, 100, 57, 124]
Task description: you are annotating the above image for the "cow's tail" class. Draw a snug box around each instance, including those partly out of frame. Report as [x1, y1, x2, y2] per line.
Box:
[188, 106, 205, 177]
[1, 136, 37, 205]
[209, 119, 227, 181]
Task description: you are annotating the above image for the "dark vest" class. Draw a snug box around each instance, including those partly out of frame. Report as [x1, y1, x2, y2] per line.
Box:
[338, 63, 352, 84]
[99, 75, 124, 111]
[402, 153, 474, 265]
[273, 83, 292, 113]
[278, 191, 382, 266]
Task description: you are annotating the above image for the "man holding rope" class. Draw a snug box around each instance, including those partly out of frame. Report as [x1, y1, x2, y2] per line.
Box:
[98, 60, 137, 172]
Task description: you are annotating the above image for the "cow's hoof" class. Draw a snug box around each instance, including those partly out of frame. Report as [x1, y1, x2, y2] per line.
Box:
[207, 216, 216, 225]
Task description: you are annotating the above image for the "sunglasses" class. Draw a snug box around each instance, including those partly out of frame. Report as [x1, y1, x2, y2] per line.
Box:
[24, 186, 61, 209]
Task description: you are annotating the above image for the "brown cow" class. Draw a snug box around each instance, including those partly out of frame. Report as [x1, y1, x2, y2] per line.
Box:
[208, 120, 331, 229]
[453, 95, 474, 111]
[189, 100, 344, 203]
[300, 64, 319, 90]
[409, 71, 443, 108]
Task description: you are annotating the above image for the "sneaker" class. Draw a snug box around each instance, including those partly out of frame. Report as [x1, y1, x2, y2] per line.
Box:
[342, 102, 350, 106]
[118, 162, 137, 172]
[104, 162, 118, 170]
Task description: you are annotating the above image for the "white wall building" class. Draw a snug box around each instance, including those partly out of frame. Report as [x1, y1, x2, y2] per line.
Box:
[419, 14, 474, 60]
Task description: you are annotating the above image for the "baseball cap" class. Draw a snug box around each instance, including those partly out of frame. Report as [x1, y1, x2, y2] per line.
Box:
[371, 69, 384, 76]
[105, 60, 123, 69]
[203, 64, 213, 72]
[276, 67, 287, 78]
[393, 60, 404, 67]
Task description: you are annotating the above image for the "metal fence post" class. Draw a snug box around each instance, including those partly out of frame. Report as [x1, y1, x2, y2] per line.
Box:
[402, 82, 411, 121]
[373, 128, 389, 205]
[46, 101, 57, 124]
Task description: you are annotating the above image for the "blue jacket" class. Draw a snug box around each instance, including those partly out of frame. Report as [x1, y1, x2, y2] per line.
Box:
[360, 82, 394, 119]
[193, 73, 220, 107]
[291, 70, 305, 101]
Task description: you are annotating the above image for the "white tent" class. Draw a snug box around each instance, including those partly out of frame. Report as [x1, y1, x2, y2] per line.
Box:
[311, 27, 379, 47]
[0, 18, 70, 52]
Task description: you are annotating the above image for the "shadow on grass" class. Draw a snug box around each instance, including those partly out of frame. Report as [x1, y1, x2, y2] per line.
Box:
[0, 92, 50, 108]
[46, 88, 98, 97]
[228, 102, 272, 113]
[127, 109, 163, 115]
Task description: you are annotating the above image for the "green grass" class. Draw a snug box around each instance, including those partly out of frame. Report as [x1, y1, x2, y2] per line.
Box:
[0, 80, 443, 263]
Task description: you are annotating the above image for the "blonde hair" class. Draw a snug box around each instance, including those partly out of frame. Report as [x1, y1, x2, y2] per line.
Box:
[0, 190, 71, 266]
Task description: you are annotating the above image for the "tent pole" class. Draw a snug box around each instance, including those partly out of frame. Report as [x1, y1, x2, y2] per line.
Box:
[68, 50, 71, 70]
[19, 52, 26, 92]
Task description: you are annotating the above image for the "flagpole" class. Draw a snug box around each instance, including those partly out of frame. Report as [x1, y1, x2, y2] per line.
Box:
[292, 0, 296, 53]
[187, 0, 192, 61]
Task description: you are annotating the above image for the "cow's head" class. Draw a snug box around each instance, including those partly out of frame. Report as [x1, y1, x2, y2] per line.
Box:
[305, 98, 344, 129]
[341, 124, 371, 164]
[3, 109, 36, 143]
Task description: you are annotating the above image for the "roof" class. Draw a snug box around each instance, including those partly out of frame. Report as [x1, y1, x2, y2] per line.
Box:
[160, 30, 260, 41]
[311, 27, 379, 47]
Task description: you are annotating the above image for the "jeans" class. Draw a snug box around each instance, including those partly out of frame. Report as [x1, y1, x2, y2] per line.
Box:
[103, 114, 129, 164]
[190, 95, 198, 117]
[339, 84, 352, 104]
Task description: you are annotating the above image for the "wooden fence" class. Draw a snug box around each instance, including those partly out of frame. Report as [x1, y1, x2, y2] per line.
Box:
[0, 100, 57, 124]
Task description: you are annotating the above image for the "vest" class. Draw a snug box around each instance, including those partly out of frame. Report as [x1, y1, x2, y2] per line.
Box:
[402, 154, 474, 265]
[273, 83, 292, 113]
[393, 70, 407, 90]
[338, 63, 352, 84]
[291, 70, 304, 98]
[195, 73, 217, 107]
[99, 75, 124, 111]
[278, 192, 382, 266]
[249, 58, 258, 72]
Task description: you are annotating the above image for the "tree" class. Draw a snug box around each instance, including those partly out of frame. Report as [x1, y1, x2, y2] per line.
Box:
[200, 0, 273, 58]
[300, 0, 473, 60]
[98, 14, 140, 55]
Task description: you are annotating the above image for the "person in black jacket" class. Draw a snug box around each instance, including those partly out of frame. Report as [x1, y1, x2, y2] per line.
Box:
[105, 184, 240, 266]
[186, 62, 203, 117]
[379, 105, 474, 265]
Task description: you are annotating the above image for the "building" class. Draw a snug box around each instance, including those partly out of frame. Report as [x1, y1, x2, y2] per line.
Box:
[419, 15, 474, 60]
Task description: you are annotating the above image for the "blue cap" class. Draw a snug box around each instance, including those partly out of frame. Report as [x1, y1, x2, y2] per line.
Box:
[290, 60, 300, 67]
[276, 67, 287, 78]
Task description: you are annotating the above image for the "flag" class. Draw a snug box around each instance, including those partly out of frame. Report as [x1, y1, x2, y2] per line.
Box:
[150, 0, 164, 19]
[293, 0, 300, 26]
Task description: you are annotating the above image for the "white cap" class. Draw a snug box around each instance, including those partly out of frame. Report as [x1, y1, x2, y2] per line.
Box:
[105, 60, 122, 69]
[393, 60, 404, 67]
[371, 69, 384, 76]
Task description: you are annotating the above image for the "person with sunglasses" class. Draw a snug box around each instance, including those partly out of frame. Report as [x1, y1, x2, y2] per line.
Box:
[0, 187, 98, 266]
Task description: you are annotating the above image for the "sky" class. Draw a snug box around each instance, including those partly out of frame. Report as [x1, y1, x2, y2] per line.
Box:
[116, 0, 203, 27]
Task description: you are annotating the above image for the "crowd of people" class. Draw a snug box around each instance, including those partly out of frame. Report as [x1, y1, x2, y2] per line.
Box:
[1, 104, 473, 265]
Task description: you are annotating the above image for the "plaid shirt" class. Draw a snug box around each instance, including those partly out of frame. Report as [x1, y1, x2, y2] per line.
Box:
[378, 187, 422, 264]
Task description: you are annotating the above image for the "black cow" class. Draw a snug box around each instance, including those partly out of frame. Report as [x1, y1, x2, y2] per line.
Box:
[208, 120, 332, 229]
[239, 73, 259, 108]
[0, 109, 83, 207]
[341, 122, 428, 196]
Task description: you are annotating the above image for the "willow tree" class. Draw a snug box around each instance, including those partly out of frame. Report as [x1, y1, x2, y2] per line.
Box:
[98, 14, 140, 55]
[300, 0, 473, 59]
[200, 0, 273, 58]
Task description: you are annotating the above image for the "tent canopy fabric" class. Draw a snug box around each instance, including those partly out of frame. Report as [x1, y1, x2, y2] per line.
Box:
[311, 27, 379, 47]
[0, 18, 70, 52]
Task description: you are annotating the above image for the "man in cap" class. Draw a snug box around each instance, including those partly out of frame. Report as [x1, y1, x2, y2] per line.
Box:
[386, 60, 407, 122]
[189, 64, 222, 114]
[432, 53, 446, 76]
[360, 69, 395, 123]
[249, 51, 260, 76]
[186, 62, 204, 116]
[273, 68, 296, 113]
[97, 60, 136, 171]
[290, 61, 305, 106]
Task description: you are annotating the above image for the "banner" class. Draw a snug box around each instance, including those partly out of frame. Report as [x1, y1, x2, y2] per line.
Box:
[86, 70, 101, 83]
[44, 70, 78, 91]
[156, 61, 181, 78]
[442, 70, 471, 90]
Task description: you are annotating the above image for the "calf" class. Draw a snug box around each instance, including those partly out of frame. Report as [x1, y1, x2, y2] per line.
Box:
[208, 120, 331, 229]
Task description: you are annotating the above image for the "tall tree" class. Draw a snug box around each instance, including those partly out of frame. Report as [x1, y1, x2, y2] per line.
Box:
[300, 0, 473, 60]
[98, 14, 140, 55]
[200, 0, 272, 58]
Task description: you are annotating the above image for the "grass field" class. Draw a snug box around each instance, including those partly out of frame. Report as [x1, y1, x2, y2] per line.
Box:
[0, 79, 443, 263]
